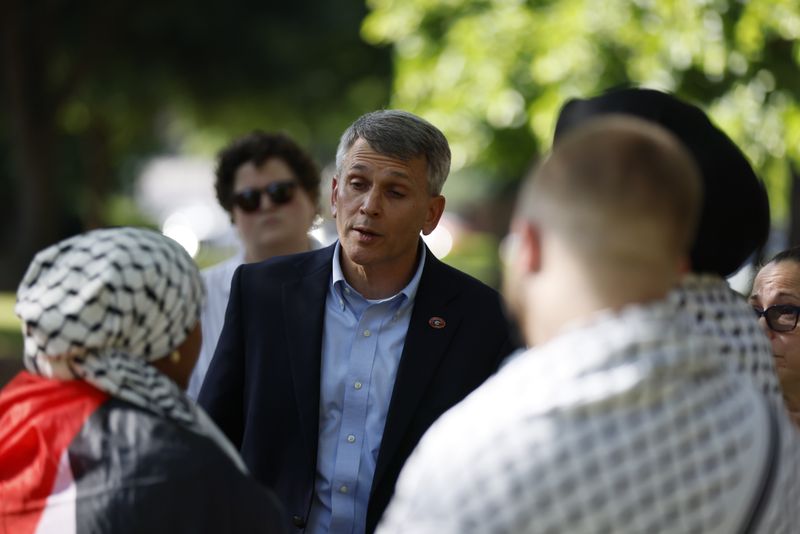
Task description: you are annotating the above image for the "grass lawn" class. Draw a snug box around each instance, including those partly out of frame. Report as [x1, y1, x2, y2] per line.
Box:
[0, 293, 23, 387]
[0, 293, 21, 356]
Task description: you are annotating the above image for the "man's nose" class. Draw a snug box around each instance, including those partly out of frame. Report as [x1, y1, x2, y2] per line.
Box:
[360, 188, 382, 216]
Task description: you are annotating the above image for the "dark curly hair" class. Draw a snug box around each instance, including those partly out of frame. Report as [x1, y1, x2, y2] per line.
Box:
[215, 131, 321, 214]
[765, 246, 800, 267]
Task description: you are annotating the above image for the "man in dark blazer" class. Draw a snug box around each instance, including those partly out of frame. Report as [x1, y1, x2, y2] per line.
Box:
[199, 110, 519, 534]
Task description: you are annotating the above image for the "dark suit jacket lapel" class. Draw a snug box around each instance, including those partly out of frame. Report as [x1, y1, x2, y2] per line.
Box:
[371, 250, 462, 491]
[282, 245, 334, 466]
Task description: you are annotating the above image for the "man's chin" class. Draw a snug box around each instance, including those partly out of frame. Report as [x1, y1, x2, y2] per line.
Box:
[341, 241, 378, 267]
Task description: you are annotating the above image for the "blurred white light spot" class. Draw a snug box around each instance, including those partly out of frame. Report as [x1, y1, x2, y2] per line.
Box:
[422, 225, 454, 259]
[727, 263, 754, 296]
[136, 156, 233, 243]
[309, 227, 326, 245]
[486, 89, 526, 129]
[163, 214, 200, 257]
[450, 144, 468, 172]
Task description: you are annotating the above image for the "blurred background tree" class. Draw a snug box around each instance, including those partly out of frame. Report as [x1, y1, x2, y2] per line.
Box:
[363, 0, 800, 242]
[0, 0, 391, 290]
[3, 0, 800, 371]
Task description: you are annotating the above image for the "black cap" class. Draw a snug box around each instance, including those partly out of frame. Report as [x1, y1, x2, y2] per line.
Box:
[553, 87, 770, 277]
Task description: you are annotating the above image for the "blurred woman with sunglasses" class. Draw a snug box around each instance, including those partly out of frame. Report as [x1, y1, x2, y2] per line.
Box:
[751, 246, 800, 425]
[187, 132, 322, 399]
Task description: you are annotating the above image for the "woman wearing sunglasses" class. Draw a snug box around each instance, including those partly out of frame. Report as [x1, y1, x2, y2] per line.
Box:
[186, 132, 322, 399]
[751, 246, 800, 426]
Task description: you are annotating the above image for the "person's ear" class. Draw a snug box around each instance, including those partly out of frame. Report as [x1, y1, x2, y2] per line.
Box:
[421, 195, 446, 235]
[518, 222, 542, 274]
[331, 176, 340, 219]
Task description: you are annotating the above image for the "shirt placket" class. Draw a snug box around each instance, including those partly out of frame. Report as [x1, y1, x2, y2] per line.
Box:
[329, 301, 382, 533]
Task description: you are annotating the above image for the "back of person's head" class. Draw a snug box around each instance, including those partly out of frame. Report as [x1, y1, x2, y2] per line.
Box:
[335, 110, 451, 195]
[215, 131, 321, 214]
[554, 87, 769, 277]
[521, 115, 702, 293]
[16, 227, 204, 395]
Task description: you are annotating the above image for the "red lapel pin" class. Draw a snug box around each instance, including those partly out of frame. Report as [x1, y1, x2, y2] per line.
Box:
[428, 316, 446, 329]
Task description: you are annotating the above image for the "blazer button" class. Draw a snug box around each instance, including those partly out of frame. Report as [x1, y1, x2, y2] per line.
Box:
[292, 515, 306, 528]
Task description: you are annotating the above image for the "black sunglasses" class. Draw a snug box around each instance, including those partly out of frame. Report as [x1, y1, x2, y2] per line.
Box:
[232, 181, 297, 212]
[752, 304, 800, 332]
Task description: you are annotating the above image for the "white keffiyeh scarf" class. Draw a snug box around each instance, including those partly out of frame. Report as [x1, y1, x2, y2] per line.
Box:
[14, 227, 244, 468]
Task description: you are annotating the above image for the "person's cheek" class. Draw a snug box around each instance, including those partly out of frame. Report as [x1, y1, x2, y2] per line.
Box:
[768, 335, 783, 357]
[786, 333, 800, 370]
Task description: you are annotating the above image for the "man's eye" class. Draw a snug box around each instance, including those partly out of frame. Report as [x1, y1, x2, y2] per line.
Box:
[388, 190, 406, 198]
[350, 180, 367, 190]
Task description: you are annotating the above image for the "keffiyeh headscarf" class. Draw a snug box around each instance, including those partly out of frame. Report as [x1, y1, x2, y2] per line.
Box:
[15, 227, 205, 427]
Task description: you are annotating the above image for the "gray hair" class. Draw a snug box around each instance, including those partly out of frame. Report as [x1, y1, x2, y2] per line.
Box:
[335, 110, 451, 195]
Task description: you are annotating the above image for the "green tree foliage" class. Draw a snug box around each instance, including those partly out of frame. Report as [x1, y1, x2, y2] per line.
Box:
[363, 0, 800, 222]
[0, 0, 390, 289]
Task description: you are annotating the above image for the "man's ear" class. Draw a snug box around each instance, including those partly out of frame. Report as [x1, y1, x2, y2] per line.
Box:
[331, 176, 339, 218]
[421, 195, 446, 235]
[518, 222, 542, 274]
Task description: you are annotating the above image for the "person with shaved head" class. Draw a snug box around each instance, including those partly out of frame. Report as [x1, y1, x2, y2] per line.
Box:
[379, 116, 800, 533]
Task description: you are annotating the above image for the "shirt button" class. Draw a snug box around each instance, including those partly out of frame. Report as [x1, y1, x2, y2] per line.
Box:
[363, 329, 371, 337]
[347, 434, 356, 443]
[339, 485, 349, 494]
[344, 287, 351, 294]
[354, 381, 363, 390]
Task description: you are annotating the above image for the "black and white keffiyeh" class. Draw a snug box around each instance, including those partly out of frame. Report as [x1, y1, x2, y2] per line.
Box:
[379, 299, 800, 534]
[15, 227, 206, 428]
[670, 273, 783, 404]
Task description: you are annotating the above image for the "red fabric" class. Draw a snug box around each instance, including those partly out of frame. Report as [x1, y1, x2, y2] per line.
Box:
[0, 371, 107, 534]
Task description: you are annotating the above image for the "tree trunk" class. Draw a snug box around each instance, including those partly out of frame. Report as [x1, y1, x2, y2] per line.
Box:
[0, 0, 63, 289]
[82, 120, 112, 230]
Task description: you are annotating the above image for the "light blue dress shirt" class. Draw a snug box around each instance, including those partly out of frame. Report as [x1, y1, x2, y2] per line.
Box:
[306, 241, 426, 534]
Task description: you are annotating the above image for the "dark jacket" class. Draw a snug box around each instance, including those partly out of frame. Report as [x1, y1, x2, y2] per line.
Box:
[0, 372, 286, 534]
[199, 244, 519, 532]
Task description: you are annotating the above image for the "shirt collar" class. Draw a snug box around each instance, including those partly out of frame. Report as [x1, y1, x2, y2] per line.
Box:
[331, 239, 427, 306]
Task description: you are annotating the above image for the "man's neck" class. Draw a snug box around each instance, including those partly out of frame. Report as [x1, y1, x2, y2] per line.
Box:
[340, 249, 421, 300]
[525, 290, 608, 347]
[523, 262, 673, 347]
[245, 237, 312, 264]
